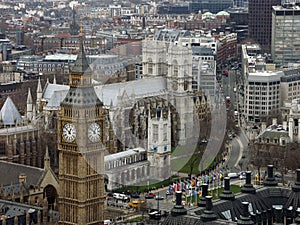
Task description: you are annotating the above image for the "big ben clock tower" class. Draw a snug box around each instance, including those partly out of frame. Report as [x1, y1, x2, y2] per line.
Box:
[58, 31, 106, 225]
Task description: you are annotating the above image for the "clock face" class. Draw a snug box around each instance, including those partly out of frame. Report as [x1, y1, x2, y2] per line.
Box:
[88, 122, 101, 143]
[62, 123, 76, 143]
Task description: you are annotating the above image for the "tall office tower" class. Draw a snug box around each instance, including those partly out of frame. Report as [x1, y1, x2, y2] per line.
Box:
[272, 3, 300, 67]
[248, 0, 281, 53]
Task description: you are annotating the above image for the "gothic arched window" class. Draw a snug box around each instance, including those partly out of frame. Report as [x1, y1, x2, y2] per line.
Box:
[148, 58, 153, 75]
[173, 60, 178, 77]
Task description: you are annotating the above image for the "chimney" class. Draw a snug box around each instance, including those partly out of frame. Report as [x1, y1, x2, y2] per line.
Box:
[273, 207, 283, 225]
[267, 208, 273, 225]
[295, 210, 300, 224]
[241, 171, 256, 194]
[200, 196, 217, 222]
[263, 165, 278, 186]
[292, 169, 300, 192]
[220, 177, 235, 200]
[285, 207, 293, 224]
[237, 202, 254, 225]
[171, 191, 187, 216]
[198, 183, 208, 207]
[261, 210, 267, 225]
[256, 211, 262, 225]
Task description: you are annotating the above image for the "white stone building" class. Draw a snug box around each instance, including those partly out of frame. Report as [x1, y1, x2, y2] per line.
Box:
[241, 43, 284, 122]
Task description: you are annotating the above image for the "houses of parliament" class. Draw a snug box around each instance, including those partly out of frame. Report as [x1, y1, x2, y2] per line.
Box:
[0, 26, 211, 223]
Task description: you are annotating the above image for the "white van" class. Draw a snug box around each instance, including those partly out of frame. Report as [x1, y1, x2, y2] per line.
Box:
[113, 193, 128, 200]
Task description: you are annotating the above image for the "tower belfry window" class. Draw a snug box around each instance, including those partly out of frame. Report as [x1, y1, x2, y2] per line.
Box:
[174, 63, 178, 77]
[153, 124, 158, 142]
[148, 58, 153, 75]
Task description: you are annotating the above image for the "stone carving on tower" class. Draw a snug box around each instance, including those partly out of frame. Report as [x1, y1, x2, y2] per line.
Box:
[58, 31, 108, 224]
[142, 39, 167, 77]
[167, 41, 194, 145]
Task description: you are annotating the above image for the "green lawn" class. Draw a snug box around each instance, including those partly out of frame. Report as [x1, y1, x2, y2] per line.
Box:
[123, 216, 146, 223]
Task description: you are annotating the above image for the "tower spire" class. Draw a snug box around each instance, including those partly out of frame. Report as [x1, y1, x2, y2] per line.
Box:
[26, 88, 33, 122]
[44, 145, 50, 169]
[68, 25, 94, 88]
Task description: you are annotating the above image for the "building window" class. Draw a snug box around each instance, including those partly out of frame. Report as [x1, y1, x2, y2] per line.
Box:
[0, 141, 5, 155]
[153, 124, 158, 142]
[148, 58, 153, 75]
[163, 124, 167, 141]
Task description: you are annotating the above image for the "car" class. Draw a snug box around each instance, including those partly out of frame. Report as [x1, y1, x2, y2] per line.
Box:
[275, 173, 282, 178]
[228, 172, 239, 179]
[149, 210, 160, 219]
[113, 193, 128, 201]
[222, 70, 229, 76]
[145, 193, 156, 199]
[239, 171, 246, 179]
[155, 195, 164, 200]
[130, 192, 140, 199]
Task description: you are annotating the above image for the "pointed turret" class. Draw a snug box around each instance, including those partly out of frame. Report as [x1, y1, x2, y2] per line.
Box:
[27, 88, 33, 118]
[53, 74, 56, 84]
[61, 30, 102, 108]
[44, 145, 50, 169]
[37, 77, 42, 99]
[0, 96, 23, 126]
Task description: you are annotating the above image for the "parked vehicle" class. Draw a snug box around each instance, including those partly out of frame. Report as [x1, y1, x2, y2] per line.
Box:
[228, 172, 239, 179]
[113, 193, 128, 201]
[145, 193, 156, 199]
[104, 219, 115, 225]
[222, 70, 229, 76]
[239, 171, 246, 179]
[155, 195, 164, 200]
[128, 200, 146, 208]
[226, 96, 231, 105]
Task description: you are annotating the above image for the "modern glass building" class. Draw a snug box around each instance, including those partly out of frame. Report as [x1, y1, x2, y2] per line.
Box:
[271, 4, 300, 67]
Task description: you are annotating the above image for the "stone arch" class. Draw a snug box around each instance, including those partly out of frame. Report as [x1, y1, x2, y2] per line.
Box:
[43, 185, 58, 210]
